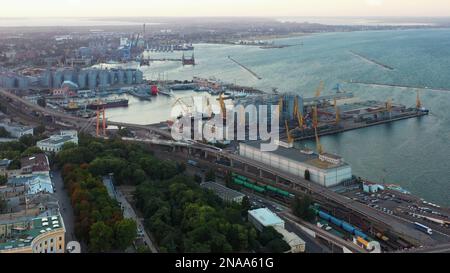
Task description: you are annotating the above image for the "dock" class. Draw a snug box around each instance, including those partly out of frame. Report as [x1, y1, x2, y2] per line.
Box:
[349, 50, 395, 71]
[228, 56, 262, 80]
[347, 80, 450, 93]
[293, 111, 428, 141]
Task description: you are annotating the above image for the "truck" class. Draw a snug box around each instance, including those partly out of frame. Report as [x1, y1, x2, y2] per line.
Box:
[414, 222, 433, 235]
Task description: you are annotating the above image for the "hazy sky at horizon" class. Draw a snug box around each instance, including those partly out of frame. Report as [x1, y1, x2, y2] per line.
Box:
[1, 0, 450, 17]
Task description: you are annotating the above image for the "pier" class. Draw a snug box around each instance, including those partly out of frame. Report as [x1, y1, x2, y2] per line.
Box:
[347, 80, 450, 93]
[349, 50, 395, 71]
[228, 56, 262, 80]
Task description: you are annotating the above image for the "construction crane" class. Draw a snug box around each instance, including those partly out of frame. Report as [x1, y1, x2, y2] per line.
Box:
[416, 90, 422, 109]
[315, 127, 324, 155]
[206, 97, 213, 118]
[285, 120, 294, 144]
[315, 81, 324, 97]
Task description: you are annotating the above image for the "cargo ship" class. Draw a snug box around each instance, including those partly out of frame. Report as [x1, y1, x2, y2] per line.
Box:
[87, 98, 129, 110]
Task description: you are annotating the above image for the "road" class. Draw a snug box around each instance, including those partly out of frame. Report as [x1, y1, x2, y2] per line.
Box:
[51, 170, 83, 252]
[115, 187, 159, 253]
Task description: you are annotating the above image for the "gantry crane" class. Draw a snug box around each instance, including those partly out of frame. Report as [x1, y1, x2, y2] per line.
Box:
[278, 96, 284, 118]
[297, 111, 304, 131]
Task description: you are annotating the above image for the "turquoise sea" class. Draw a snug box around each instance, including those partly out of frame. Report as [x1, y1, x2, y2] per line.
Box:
[107, 29, 450, 206]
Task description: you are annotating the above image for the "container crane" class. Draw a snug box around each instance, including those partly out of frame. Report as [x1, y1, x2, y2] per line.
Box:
[285, 120, 294, 144]
[278, 96, 283, 118]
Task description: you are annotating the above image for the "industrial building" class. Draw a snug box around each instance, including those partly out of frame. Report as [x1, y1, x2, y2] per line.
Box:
[39, 68, 144, 90]
[248, 208, 285, 231]
[239, 141, 352, 188]
[37, 131, 78, 153]
[200, 181, 246, 204]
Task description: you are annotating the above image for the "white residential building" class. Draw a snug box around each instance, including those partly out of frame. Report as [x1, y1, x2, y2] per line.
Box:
[37, 131, 78, 153]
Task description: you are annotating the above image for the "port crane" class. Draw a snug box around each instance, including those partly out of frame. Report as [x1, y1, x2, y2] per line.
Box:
[285, 120, 294, 144]
[315, 81, 325, 97]
[315, 127, 324, 155]
[416, 90, 422, 109]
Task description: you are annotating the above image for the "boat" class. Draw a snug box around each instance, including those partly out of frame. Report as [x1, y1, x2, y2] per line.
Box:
[386, 184, 411, 195]
[64, 101, 80, 111]
[87, 98, 129, 110]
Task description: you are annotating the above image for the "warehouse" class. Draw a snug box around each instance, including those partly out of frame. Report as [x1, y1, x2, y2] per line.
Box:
[239, 141, 352, 188]
[200, 181, 245, 204]
[248, 208, 285, 231]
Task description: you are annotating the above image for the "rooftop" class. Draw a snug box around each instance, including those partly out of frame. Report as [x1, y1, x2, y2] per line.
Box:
[248, 208, 284, 227]
[241, 141, 349, 170]
[20, 153, 50, 173]
[200, 181, 245, 201]
[0, 214, 63, 251]
[8, 173, 53, 195]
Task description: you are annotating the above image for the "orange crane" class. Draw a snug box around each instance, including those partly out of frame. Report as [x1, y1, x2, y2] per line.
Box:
[315, 127, 323, 155]
[278, 96, 284, 118]
[312, 106, 319, 129]
[416, 90, 422, 109]
[219, 93, 227, 119]
[96, 107, 106, 137]
[285, 120, 294, 144]
[335, 100, 340, 125]
[297, 112, 304, 131]
[315, 81, 324, 98]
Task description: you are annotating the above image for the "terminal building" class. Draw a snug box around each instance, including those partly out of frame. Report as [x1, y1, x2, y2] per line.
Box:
[239, 141, 352, 188]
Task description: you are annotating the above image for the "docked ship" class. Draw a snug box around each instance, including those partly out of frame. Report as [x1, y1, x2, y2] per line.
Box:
[87, 98, 129, 110]
[63, 101, 80, 111]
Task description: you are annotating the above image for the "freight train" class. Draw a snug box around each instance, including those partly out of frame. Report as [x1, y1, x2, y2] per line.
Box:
[231, 173, 295, 199]
[311, 206, 369, 241]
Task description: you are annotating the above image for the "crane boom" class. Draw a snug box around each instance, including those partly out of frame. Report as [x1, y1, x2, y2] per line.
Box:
[285, 120, 293, 144]
[315, 81, 324, 97]
[315, 127, 324, 155]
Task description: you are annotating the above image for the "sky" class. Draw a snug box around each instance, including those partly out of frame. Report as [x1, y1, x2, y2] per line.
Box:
[1, 0, 450, 17]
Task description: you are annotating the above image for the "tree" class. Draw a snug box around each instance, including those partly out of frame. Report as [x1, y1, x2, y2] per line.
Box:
[0, 127, 11, 138]
[241, 196, 251, 213]
[205, 169, 216, 182]
[34, 124, 46, 135]
[304, 169, 311, 181]
[89, 221, 114, 252]
[114, 219, 137, 250]
[0, 175, 7, 186]
[292, 195, 315, 221]
[21, 146, 43, 157]
[0, 197, 7, 213]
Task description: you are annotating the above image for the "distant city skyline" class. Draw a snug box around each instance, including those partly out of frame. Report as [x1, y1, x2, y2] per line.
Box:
[1, 0, 450, 18]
